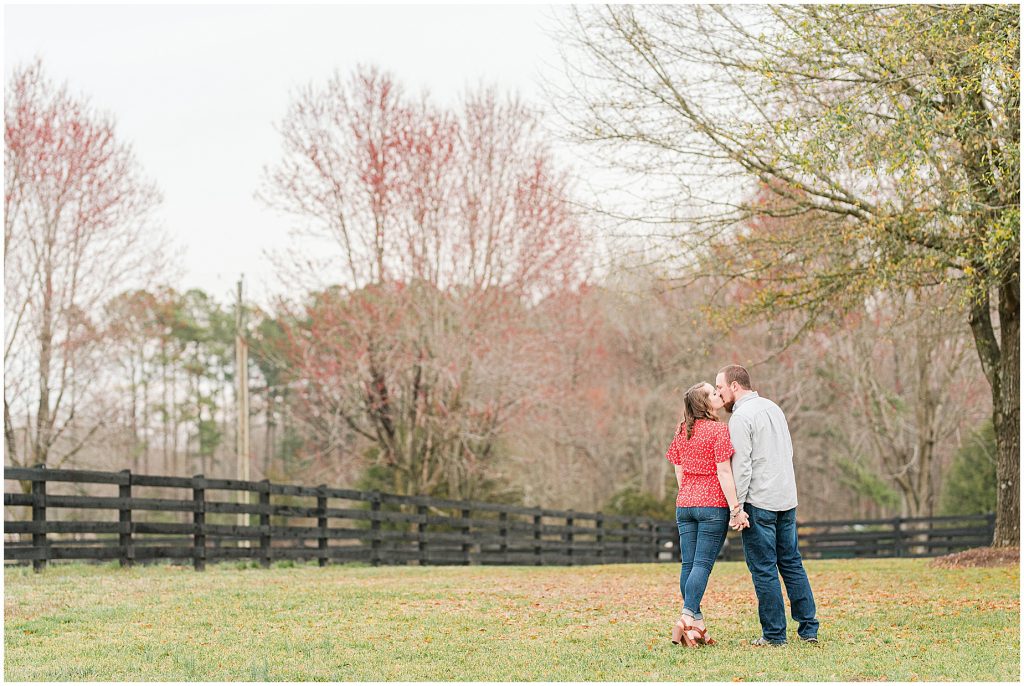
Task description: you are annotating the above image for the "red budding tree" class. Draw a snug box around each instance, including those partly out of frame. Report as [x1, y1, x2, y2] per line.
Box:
[260, 67, 587, 497]
[4, 60, 164, 471]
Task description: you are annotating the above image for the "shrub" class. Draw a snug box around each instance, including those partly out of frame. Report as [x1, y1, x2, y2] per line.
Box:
[939, 421, 997, 516]
[603, 485, 676, 520]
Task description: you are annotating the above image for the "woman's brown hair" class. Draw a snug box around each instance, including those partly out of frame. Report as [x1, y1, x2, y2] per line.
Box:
[676, 382, 720, 439]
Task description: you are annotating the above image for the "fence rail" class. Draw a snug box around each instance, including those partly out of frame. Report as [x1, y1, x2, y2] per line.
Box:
[3, 466, 994, 570]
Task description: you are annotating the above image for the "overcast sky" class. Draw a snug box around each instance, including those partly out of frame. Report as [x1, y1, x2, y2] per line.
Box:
[4, 4, 569, 306]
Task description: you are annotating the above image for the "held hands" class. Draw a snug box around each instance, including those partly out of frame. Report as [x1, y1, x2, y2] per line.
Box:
[729, 510, 750, 531]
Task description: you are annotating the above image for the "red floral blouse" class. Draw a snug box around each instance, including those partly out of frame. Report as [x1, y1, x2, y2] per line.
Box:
[664, 419, 735, 508]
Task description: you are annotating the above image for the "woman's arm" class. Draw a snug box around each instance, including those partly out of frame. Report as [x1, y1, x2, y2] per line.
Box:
[717, 460, 750, 529]
[715, 459, 740, 512]
[674, 463, 683, 491]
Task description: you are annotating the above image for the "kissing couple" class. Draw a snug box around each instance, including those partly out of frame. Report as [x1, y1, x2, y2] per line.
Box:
[664, 365, 820, 647]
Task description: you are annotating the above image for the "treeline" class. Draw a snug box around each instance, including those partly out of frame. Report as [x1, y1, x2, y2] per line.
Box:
[4, 277, 994, 522]
[4, 59, 996, 524]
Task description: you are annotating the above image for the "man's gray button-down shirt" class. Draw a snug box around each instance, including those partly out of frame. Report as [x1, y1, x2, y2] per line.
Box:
[728, 391, 799, 512]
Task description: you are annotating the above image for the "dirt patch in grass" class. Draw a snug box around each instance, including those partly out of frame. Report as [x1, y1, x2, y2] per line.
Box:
[929, 547, 1019, 569]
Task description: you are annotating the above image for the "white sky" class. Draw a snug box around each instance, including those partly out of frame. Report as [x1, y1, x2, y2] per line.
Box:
[4, 3, 570, 307]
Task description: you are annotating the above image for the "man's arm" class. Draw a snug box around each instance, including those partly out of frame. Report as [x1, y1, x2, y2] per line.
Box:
[729, 414, 754, 507]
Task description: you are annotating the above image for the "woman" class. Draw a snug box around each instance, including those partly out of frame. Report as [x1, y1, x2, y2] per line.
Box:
[664, 382, 746, 647]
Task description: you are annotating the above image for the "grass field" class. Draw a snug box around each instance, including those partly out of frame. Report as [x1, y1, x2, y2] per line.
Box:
[4, 558, 1019, 681]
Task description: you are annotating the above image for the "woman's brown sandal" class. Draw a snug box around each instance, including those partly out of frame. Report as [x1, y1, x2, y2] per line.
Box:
[692, 626, 717, 646]
[670, 617, 702, 647]
[671, 619, 685, 645]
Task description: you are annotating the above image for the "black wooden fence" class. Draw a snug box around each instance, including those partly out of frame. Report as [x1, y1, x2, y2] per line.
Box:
[761, 512, 997, 561]
[3, 466, 680, 570]
[3, 466, 994, 571]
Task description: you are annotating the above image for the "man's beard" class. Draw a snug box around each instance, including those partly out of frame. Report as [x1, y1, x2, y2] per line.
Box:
[724, 400, 735, 413]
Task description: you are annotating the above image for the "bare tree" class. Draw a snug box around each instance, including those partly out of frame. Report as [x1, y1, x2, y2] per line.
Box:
[4, 60, 165, 470]
[819, 290, 991, 518]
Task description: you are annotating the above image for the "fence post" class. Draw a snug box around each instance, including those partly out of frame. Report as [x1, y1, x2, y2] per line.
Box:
[417, 504, 428, 566]
[259, 479, 271, 568]
[923, 516, 936, 556]
[461, 508, 472, 566]
[193, 474, 206, 572]
[595, 514, 604, 564]
[370, 493, 382, 566]
[893, 516, 903, 558]
[565, 511, 574, 566]
[640, 518, 648, 560]
[31, 464, 47, 573]
[648, 518, 658, 561]
[533, 513, 542, 566]
[317, 484, 328, 568]
[986, 512, 996, 544]
[493, 509, 505, 565]
[622, 519, 631, 562]
[119, 469, 133, 568]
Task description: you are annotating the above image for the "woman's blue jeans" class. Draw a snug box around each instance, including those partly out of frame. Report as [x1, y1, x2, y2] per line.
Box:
[676, 506, 730, 619]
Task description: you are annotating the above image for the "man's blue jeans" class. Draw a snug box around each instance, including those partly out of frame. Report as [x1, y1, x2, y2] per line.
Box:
[741, 504, 819, 643]
[676, 506, 730, 619]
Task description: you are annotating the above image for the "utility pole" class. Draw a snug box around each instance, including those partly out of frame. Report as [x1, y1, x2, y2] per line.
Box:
[235, 277, 251, 543]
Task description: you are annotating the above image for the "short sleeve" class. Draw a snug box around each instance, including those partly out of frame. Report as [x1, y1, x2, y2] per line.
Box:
[714, 424, 735, 463]
[665, 434, 682, 465]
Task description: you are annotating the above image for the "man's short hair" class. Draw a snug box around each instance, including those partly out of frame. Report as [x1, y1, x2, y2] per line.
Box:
[719, 364, 752, 390]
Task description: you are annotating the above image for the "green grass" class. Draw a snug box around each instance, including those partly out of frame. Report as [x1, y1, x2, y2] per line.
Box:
[4, 558, 1019, 681]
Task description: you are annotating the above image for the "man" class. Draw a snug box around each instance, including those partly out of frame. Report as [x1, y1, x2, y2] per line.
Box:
[715, 364, 820, 646]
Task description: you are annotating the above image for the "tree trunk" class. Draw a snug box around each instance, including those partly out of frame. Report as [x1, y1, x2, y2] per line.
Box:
[161, 340, 169, 472]
[34, 267, 54, 466]
[264, 388, 274, 478]
[197, 370, 205, 476]
[915, 336, 937, 519]
[129, 351, 139, 470]
[142, 369, 150, 475]
[993, 277, 1019, 547]
[970, 277, 1020, 548]
[5, 398, 18, 466]
[171, 362, 180, 475]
